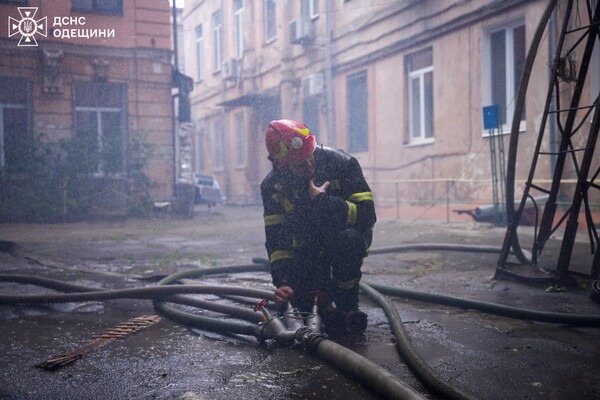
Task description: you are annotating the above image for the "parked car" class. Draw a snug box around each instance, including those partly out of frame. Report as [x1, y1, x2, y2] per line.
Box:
[194, 174, 224, 207]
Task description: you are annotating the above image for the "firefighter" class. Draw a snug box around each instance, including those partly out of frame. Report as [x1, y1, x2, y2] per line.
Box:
[260, 119, 376, 333]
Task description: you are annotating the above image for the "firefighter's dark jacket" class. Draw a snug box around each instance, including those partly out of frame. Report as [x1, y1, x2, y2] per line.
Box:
[261, 146, 376, 288]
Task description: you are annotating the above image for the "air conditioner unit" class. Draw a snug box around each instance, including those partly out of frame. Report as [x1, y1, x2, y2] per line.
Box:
[222, 58, 239, 81]
[302, 73, 324, 97]
[289, 17, 315, 45]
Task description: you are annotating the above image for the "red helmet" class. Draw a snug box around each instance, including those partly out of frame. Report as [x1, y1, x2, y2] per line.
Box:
[265, 120, 316, 165]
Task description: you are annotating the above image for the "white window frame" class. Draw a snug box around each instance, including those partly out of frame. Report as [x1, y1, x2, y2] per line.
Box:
[302, 0, 319, 19]
[75, 106, 123, 176]
[213, 11, 223, 72]
[195, 25, 204, 82]
[482, 19, 526, 135]
[264, 0, 276, 43]
[234, 0, 244, 59]
[407, 50, 434, 145]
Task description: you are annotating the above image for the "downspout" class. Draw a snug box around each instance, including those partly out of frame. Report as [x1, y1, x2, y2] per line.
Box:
[171, 0, 180, 191]
[325, 0, 335, 146]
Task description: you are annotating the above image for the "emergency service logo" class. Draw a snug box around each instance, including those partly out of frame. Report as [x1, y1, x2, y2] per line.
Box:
[8, 7, 47, 47]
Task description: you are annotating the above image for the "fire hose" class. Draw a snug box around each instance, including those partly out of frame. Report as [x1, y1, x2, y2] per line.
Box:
[1, 250, 599, 400]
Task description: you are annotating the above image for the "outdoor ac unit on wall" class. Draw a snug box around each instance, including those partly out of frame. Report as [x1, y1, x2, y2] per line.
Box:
[222, 58, 239, 81]
[290, 17, 315, 45]
[302, 73, 324, 97]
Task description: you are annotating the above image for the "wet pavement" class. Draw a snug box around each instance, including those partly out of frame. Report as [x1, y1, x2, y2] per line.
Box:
[0, 205, 599, 400]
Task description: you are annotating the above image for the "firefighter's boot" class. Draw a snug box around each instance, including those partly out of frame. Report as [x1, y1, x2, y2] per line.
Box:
[333, 286, 367, 333]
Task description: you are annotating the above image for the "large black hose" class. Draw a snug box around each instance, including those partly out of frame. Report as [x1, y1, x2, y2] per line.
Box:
[0, 273, 268, 336]
[360, 282, 476, 400]
[370, 244, 522, 256]
[314, 338, 428, 400]
[366, 282, 600, 327]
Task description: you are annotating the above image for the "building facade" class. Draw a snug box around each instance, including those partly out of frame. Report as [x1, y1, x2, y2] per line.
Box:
[183, 0, 598, 220]
[0, 0, 175, 221]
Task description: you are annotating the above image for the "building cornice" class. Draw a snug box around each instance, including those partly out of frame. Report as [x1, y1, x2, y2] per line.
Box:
[334, 0, 530, 74]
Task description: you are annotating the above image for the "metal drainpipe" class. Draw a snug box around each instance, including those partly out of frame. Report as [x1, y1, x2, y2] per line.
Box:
[325, 0, 335, 146]
[171, 0, 180, 191]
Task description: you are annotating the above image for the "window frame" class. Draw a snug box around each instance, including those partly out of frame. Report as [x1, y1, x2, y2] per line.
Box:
[73, 81, 127, 176]
[71, 0, 123, 16]
[406, 48, 434, 146]
[346, 71, 369, 154]
[0, 76, 31, 172]
[234, 0, 244, 60]
[302, 0, 319, 20]
[213, 10, 223, 72]
[264, 0, 276, 44]
[482, 19, 526, 135]
[195, 24, 204, 82]
[0, 105, 29, 170]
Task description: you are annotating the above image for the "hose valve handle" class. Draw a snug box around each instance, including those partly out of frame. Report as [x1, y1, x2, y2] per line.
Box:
[254, 299, 269, 312]
[254, 299, 273, 320]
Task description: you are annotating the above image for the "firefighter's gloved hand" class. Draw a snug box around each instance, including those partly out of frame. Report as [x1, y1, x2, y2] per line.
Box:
[274, 285, 295, 305]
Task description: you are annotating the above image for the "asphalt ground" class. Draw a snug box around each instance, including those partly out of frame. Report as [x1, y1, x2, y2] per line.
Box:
[0, 205, 599, 400]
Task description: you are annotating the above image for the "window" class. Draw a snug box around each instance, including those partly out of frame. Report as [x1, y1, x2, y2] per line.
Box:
[406, 48, 434, 144]
[213, 11, 223, 72]
[302, 0, 319, 19]
[72, 0, 122, 15]
[234, 112, 246, 167]
[346, 71, 368, 153]
[303, 97, 319, 143]
[484, 21, 526, 130]
[234, 0, 244, 59]
[195, 25, 204, 81]
[213, 119, 225, 171]
[73, 81, 126, 175]
[0, 77, 30, 172]
[264, 0, 276, 43]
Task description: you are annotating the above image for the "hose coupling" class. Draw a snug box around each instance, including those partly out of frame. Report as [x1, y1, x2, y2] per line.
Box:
[294, 326, 327, 352]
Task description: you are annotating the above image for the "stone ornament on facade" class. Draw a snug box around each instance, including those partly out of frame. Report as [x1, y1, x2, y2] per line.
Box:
[41, 48, 63, 93]
[92, 57, 109, 82]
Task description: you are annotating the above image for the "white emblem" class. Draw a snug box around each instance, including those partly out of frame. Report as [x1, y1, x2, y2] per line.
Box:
[8, 7, 47, 47]
[291, 137, 303, 150]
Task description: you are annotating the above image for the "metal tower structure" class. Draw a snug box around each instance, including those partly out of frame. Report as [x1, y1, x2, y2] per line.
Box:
[497, 0, 600, 284]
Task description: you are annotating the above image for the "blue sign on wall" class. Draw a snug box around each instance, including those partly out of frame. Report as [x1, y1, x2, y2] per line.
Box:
[483, 105, 499, 130]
